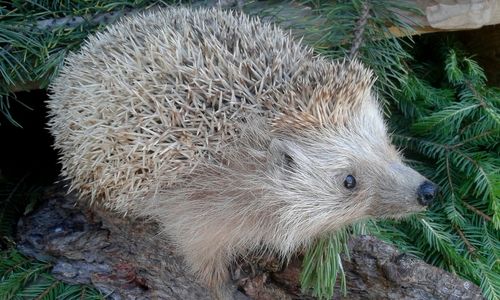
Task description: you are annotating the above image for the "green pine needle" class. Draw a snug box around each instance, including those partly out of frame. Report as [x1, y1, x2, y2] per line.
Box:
[0, 0, 178, 125]
[0, 1, 498, 299]
[300, 227, 350, 299]
[0, 249, 105, 300]
[296, 2, 499, 300]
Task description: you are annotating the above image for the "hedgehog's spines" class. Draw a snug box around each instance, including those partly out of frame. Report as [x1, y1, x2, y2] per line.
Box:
[48, 8, 434, 299]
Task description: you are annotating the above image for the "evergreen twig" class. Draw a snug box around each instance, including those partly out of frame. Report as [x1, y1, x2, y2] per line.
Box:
[34, 8, 135, 31]
[348, 0, 370, 60]
[454, 225, 477, 255]
[464, 202, 493, 222]
[296, 2, 499, 299]
[0, 249, 105, 299]
[34, 280, 60, 300]
[0, 0, 176, 125]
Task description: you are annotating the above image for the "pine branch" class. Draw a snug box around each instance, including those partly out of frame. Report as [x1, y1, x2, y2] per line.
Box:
[0, 0, 182, 125]
[301, 227, 350, 298]
[292, 2, 494, 299]
[478, 266, 500, 300]
[1, 255, 34, 277]
[385, 43, 499, 300]
[453, 130, 499, 148]
[0, 8, 134, 94]
[454, 225, 477, 255]
[348, 1, 370, 60]
[34, 280, 60, 300]
[34, 8, 135, 31]
[0, 249, 105, 299]
[442, 153, 469, 227]
[463, 202, 493, 222]
[464, 80, 488, 108]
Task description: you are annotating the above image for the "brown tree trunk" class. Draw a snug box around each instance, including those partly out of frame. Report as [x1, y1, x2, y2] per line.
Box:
[16, 186, 483, 299]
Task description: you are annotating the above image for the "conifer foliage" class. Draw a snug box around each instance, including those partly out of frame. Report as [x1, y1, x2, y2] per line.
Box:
[0, 0, 498, 299]
[298, 1, 499, 299]
[0, 176, 106, 299]
[384, 47, 500, 300]
[0, 1, 171, 299]
[0, 0, 171, 125]
[0, 249, 104, 299]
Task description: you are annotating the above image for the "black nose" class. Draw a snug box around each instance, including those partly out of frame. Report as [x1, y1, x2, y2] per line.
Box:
[417, 181, 438, 206]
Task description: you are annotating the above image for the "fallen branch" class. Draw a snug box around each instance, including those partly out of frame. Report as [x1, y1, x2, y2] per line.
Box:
[16, 185, 483, 299]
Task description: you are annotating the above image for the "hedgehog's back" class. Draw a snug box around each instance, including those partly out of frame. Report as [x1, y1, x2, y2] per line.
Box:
[47, 7, 319, 213]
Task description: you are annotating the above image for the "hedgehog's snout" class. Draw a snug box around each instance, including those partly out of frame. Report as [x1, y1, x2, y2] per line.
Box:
[417, 181, 438, 206]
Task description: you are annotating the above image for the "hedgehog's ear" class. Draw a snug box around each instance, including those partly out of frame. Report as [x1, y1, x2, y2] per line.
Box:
[306, 60, 376, 126]
[269, 137, 306, 171]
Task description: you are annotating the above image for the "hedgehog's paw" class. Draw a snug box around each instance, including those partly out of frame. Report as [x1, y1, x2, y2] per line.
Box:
[206, 270, 234, 300]
[185, 251, 234, 299]
[212, 284, 238, 300]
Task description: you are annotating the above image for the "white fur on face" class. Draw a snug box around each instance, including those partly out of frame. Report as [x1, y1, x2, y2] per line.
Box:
[265, 95, 427, 248]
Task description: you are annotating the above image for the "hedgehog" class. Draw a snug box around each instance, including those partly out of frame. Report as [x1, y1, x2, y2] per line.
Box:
[47, 6, 438, 299]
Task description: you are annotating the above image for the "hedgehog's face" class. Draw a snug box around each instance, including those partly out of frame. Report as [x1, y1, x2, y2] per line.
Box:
[269, 90, 437, 236]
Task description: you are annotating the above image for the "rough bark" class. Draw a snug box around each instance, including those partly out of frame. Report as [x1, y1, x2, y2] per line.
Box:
[16, 186, 483, 299]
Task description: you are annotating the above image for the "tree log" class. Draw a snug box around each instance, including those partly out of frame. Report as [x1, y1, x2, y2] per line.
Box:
[16, 186, 483, 299]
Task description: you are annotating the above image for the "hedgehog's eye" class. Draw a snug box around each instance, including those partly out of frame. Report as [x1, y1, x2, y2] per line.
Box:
[343, 175, 356, 189]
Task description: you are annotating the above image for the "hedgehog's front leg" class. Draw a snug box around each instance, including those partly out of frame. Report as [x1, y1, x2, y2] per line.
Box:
[181, 242, 235, 299]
